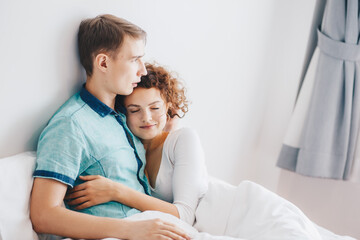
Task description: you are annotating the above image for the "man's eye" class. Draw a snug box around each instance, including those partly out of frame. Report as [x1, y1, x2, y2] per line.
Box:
[129, 110, 139, 113]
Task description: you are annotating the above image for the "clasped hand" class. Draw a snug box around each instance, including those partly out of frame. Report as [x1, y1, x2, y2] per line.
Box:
[65, 175, 118, 209]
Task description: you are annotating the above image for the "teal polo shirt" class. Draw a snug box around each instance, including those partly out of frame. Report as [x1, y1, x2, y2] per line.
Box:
[34, 86, 150, 219]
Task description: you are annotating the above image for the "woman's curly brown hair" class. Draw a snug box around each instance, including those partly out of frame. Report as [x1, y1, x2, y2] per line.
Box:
[116, 62, 189, 118]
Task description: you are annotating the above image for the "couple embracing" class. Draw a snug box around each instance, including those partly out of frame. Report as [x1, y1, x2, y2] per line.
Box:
[30, 14, 323, 240]
[31, 14, 209, 240]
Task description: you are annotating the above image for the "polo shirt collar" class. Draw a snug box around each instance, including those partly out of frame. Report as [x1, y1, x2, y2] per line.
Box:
[80, 85, 115, 117]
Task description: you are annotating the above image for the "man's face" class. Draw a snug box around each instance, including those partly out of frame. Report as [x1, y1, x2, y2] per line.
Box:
[106, 36, 147, 96]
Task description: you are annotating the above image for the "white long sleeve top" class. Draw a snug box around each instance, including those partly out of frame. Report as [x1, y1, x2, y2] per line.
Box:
[150, 128, 208, 225]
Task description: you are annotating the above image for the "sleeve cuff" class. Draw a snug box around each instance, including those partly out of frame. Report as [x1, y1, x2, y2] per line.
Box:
[33, 170, 75, 188]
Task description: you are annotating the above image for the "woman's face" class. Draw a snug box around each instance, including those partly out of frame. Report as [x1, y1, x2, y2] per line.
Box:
[124, 87, 168, 141]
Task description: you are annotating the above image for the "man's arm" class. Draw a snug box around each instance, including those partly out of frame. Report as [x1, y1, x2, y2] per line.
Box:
[65, 175, 180, 218]
[30, 178, 189, 240]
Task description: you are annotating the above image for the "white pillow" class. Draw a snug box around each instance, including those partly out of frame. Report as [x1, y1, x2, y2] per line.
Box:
[0, 151, 39, 240]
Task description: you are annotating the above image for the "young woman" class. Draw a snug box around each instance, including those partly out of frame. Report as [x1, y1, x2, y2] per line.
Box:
[65, 63, 208, 226]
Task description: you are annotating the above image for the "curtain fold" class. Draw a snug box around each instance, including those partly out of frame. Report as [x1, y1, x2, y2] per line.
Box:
[277, 0, 360, 180]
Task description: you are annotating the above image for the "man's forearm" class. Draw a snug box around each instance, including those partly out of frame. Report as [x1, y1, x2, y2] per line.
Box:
[30, 178, 131, 239]
[30, 178, 189, 240]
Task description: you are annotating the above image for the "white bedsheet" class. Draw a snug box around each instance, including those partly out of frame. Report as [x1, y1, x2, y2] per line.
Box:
[194, 178, 356, 240]
[94, 179, 356, 240]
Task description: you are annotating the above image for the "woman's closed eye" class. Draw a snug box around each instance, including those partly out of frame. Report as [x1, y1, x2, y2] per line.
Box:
[150, 103, 164, 110]
[128, 108, 140, 114]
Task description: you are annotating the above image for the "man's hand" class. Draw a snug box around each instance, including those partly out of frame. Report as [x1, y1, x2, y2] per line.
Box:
[65, 175, 117, 210]
[127, 218, 191, 240]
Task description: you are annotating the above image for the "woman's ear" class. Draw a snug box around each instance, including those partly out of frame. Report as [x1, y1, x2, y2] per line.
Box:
[166, 102, 172, 112]
[94, 53, 108, 73]
[165, 103, 171, 119]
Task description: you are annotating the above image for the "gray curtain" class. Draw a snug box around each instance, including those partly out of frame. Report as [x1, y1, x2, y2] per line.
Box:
[277, 0, 360, 180]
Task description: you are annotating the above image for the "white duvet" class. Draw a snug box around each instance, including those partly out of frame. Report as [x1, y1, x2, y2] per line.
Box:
[98, 178, 355, 240]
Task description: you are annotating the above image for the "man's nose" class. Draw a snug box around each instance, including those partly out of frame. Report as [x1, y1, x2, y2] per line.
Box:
[137, 59, 147, 77]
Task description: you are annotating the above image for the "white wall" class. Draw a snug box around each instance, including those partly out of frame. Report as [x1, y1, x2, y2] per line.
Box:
[0, 0, 357, 238]
[0, 0, 313, 189]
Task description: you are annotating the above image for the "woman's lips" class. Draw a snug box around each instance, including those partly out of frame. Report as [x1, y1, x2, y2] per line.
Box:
[140, 124, 155, 129]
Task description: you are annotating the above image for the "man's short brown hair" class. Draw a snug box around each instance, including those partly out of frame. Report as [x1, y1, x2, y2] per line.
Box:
[78, 14, 146, 77]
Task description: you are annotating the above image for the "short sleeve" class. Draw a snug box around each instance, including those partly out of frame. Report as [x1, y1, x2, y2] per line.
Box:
[171, 128, 208, 225]
[33, 116, 86, 187]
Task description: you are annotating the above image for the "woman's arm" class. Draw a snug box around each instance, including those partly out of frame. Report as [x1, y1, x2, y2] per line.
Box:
[66, 175, 180, 218]
[31, 178, 189, 240]
[170, 128, 208, 225]
[66, 128, 208, 225]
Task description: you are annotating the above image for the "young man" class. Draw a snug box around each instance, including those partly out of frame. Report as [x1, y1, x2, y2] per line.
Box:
[30, 14, 189, 240]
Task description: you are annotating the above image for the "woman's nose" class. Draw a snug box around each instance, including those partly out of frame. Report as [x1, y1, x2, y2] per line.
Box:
[142, 109, 152, 122]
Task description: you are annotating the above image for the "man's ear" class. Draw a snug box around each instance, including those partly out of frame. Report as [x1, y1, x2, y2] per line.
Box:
[94, 53, 108, 73]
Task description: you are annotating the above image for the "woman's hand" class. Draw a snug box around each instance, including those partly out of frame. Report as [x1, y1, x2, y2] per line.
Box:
[163, 115, 180, 132]
[65, 175, 119, 210]
[126, 218, 191, 240]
